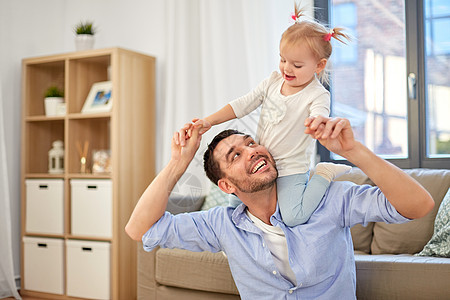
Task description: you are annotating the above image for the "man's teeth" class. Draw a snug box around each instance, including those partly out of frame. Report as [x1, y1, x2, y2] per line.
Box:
[252, 160, 267, 173]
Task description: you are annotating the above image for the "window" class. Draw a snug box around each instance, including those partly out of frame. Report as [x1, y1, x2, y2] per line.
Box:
[332, 3, 357, 64]
[316, 0, 450, 168]
[424, 0, 450, 158]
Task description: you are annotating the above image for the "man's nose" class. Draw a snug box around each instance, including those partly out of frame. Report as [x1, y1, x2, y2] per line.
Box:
[246, 147, 258, 160]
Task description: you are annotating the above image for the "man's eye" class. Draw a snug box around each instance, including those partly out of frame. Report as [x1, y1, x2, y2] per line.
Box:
[233, 153, 240, 160]
[248, 141, 255, 146]
[294, 65, 302, 68]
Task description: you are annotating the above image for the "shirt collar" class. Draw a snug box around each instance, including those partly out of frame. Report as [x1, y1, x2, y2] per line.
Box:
[231, 201, 284, 230]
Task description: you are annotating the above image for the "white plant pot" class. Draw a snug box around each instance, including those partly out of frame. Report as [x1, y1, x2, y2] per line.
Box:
[44, 97, 64, 116]
[75, 34, 95, 51]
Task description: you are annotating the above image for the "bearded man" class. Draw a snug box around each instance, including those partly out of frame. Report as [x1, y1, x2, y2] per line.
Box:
[126, 116, 433, 299]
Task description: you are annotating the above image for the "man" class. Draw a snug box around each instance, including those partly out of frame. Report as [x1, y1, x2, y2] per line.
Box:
[126, 116, 433, 299]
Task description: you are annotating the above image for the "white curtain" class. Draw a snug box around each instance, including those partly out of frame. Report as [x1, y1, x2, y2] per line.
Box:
[0, 84, 21, 299]
[159, 0, 294, 195]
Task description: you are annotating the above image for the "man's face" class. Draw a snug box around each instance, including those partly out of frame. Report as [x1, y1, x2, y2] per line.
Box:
[214, 134, 278, 193]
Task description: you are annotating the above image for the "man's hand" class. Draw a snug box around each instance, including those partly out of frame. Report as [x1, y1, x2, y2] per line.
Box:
[304, 116, 355, 157]
[125, 125, 203, 241]
[172, 122, 202, 165]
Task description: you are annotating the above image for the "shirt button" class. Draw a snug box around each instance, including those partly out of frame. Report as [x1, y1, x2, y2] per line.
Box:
[299, 283, 303, 287]
[289, 290, 293, 294]
[262, 243, 265, 247]
[272, 270, 277, 275]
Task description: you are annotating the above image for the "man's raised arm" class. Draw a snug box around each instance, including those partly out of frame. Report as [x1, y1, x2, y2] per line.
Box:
[305, 116, 434, 219]
[125, 125, 202, 241]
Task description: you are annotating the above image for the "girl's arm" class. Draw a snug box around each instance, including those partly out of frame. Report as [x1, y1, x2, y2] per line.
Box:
[193, 104, 237, 135]
[204, 104, 237, 126]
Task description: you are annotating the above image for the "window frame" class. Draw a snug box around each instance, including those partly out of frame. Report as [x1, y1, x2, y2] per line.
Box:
[315, 0, 450, 169]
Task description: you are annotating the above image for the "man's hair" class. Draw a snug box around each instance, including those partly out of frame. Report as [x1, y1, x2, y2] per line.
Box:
[204, 129, 244, 185]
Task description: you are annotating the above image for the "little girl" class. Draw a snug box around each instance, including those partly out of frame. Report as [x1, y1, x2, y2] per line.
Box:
[191, 5, 351, 226]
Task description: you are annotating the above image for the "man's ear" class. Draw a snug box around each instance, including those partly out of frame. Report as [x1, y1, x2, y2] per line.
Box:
[217, 179, 236, 195]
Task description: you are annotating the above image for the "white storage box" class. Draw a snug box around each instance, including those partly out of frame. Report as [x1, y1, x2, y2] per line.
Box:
[70, 179, 112, 238]
[23, 237, 64, 294]
[25, 179, 64, 234]
[66, 239, 111, 299]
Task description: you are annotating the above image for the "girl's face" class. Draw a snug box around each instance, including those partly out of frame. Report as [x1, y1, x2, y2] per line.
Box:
[279, 41, 326, 95]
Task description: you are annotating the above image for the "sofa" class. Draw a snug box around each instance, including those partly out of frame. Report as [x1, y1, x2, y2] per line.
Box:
[137, 168, 450, 299]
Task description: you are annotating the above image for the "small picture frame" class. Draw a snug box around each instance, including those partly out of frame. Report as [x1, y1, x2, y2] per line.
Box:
[81, 81, 113, 113]
[92, 149, 111, 174]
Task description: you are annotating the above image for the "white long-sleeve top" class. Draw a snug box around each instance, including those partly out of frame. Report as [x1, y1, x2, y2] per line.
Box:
[229, 71, 330, 176]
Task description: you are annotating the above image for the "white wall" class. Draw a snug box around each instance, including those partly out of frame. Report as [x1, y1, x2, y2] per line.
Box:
[0, 0, 166, 285]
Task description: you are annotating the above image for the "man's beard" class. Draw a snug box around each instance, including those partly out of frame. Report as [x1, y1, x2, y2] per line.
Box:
[228, 157, 278, 193]
[230, 176, 277, 193]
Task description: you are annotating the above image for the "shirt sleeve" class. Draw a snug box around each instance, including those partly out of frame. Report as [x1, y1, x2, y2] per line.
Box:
[229, 72, 276, 118]
[326, 181, 411, 228]
[141, 208, 224, 253]
[309, 90, 330, 118]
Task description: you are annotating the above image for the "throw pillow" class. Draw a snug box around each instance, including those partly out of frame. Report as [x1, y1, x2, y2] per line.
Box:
[166, 196, 205, 215]
[371, 169, 450, 254]
[416, 188, 450, 257]
[201, 183, 230, 210]
[350, 223, 375, 254]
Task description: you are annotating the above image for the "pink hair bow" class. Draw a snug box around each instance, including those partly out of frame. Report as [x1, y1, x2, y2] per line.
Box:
[324, 29, 335, 41]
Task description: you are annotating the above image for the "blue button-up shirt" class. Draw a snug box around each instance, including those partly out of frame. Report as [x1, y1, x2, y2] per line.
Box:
[142, 181, 410, 299]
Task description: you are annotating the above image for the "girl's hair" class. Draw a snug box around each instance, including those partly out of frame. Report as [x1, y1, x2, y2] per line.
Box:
[282, 4, 350, 84]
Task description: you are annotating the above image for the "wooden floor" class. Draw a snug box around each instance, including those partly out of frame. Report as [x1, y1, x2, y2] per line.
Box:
[4, 296, 47, 300]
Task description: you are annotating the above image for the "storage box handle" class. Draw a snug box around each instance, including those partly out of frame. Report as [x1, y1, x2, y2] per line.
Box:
[87, 185, 97, 190]
[82, 247, 92, 252]
[37, 243, 47, 248]
[38, 184, 48, 189]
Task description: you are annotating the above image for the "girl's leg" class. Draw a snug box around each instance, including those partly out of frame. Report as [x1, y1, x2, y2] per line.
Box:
[279, 163, 351, 226]
[278, 173, 328, 226]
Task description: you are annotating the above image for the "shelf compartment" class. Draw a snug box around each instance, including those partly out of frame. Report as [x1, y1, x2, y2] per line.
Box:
[24, 61, 65, 117]
[67, 55, 111, 114]
[24, 120, 64, 174]
[67, 117, 111, 174]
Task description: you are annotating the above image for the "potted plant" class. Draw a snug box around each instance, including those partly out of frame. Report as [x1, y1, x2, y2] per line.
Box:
[44, 86, 65, 116]
[74, 21, 96, 51]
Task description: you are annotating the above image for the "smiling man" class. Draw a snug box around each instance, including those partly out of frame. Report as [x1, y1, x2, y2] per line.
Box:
[125, 116, 434, 299]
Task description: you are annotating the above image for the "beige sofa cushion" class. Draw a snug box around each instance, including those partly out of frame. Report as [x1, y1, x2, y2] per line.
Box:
[155, 248, 239, 295]
[371, 169, 450, 254]
[355, 254, 450, 300]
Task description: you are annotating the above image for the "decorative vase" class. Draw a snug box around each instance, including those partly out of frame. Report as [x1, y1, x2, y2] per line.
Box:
[44, 97, 64, 116]
[75, 34, 95, 51]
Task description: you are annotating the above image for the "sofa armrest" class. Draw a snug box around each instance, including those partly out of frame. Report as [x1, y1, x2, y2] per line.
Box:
[137, 243, 158, 300]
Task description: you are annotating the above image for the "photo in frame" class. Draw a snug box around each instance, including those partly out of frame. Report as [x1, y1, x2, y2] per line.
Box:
[81, 81, 112, 113]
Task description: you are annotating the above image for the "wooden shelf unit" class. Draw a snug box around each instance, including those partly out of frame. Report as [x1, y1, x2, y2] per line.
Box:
[21, 48, 156, 299]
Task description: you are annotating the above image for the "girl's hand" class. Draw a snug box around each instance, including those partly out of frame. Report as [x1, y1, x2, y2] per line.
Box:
[192, 118, 212, 135]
